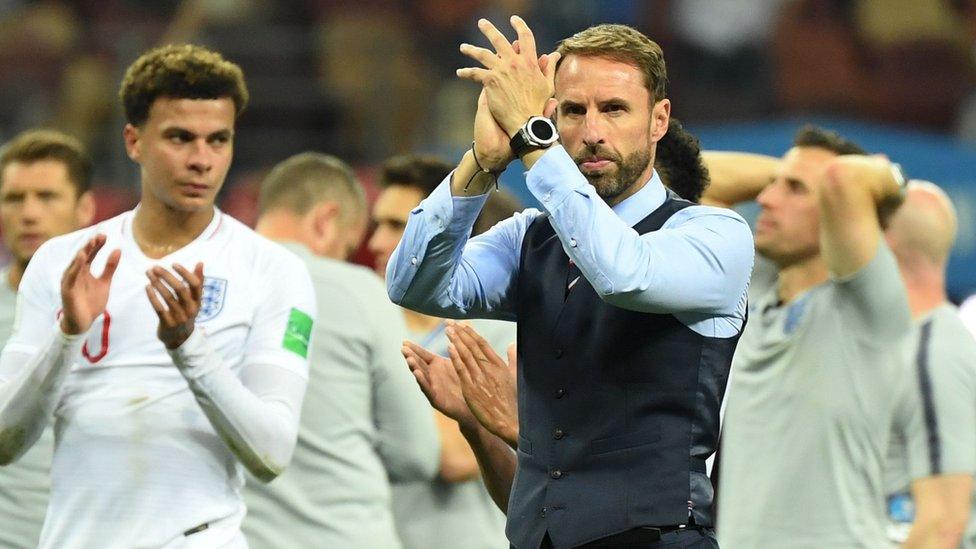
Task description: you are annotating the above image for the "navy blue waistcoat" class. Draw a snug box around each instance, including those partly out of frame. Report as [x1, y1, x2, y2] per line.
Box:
[507, 195, 741, 549]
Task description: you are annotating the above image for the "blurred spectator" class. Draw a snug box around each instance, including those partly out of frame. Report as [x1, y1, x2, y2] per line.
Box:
[771, 0, 871, 118]
[668, 0, 787, 119]
[856, 0, 975, 127]
[315, 5, 433, 162]
[773, 0, 975, 128]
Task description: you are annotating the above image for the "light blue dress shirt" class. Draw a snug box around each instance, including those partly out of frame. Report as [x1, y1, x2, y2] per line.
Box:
[387, 145, 754, 337]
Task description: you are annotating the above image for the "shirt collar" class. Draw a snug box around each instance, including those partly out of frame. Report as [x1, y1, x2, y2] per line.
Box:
[611, 169, 666, 227]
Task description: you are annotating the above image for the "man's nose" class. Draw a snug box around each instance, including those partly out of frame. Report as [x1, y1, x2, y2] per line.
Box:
[187, 139, 213, 173]
[581, 112, 606, 147]
[20, 194, 43, 222]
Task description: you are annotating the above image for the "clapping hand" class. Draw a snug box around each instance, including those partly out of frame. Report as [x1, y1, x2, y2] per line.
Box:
[402, 340, 480, 430]
[145, 263, 204, 349]
[60, 235, 121, 335]
[446, 322, 519, 448]
[458, 16, 559, 140]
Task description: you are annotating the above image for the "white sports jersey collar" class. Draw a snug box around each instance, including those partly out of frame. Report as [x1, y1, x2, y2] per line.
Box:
[117, 206, 227, 267]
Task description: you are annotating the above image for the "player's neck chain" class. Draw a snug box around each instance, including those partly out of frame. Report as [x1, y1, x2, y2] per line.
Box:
[131, 223, 191, 258]
[133, 233, 185, 257]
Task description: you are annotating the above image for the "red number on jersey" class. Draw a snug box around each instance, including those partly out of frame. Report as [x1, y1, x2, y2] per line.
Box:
[82, 311, 111, 363]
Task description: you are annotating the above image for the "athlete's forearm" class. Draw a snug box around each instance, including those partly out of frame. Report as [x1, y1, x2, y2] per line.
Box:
[169, 328, 306, 482]
[700, 151, 781, 208]
[0, 326, 82, 464]
[460, 421, 517, 512]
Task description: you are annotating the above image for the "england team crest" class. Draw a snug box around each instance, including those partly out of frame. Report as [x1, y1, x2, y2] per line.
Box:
[197, 277, 227, 322]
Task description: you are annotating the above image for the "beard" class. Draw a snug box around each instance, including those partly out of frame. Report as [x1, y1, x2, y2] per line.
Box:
[572, 144, 652, 202]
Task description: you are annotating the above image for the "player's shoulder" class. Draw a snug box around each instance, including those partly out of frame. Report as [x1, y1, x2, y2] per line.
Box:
[667, 203, 749, 228]
[219, 215, 307, 272]
[929, 304, 976, 357]
[302, 254, 392, 308]
[305, 254, 383, 287]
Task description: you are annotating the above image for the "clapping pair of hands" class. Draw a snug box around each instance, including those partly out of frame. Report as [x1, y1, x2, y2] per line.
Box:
[60, 234, 204, 350]
[459, 16, 560, 173]
[402, 321, 519, 449]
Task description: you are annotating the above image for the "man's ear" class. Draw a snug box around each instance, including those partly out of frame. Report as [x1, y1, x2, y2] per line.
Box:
[75, 190, 96, 228]
[308, 200, 342, 255]
[651, 98, 670, 142]
[123, 124, 141, 162]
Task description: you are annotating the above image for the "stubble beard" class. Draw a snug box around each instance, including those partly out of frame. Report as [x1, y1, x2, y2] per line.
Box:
[574, 146, 652, 202]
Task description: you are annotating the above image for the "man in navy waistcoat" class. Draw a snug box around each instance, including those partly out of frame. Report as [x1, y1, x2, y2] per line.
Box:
[386, 16, 754, 549]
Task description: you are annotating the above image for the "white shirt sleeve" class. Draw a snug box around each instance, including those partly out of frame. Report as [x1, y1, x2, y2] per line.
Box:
[0, 241, 82, 463]
[169, 248, 317, 481]
[0, 330, 82, 464]
[170, 250, 317, 482]
[168, 328, 307, 482]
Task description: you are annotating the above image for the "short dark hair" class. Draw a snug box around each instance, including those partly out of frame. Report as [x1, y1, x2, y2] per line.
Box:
[792, 124, 903, 227]
[258, 152, 365, 221]
[655, 118, 709, 203]
[793, 124, 866, 155]
[556, 24, 668, 102]
[120, 44, 249, 126]
[379, 154, 452, 198]
[0, 129, 92, 196]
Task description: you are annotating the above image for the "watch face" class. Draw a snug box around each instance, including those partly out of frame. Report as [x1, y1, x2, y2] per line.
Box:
[529, 118, 555, 141]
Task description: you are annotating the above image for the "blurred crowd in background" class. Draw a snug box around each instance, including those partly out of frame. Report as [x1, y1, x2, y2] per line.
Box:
[5, 0, 976, 294]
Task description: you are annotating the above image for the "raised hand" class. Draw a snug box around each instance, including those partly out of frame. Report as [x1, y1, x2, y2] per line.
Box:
[145, 262, 204, 349]
[472, 88, 515, 173]
[458, 16, 559, 137]
[402, 340, 479, 429]
[446, 322, 519, 447]
[60, 235, 121, 335]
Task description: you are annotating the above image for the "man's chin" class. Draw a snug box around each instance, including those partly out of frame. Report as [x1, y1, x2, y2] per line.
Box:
[170, 195, 216, 212]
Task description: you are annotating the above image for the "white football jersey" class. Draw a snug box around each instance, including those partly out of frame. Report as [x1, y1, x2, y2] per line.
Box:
[5, 208, 316, 548]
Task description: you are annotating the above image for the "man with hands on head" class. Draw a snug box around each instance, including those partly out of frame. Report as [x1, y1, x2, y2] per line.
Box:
[701, 129, 946, 548]
[706, 143, 976, 547]
[0, 45, 316, 548]
[882, 181, 976, 548]
[387, 16, 753, 549]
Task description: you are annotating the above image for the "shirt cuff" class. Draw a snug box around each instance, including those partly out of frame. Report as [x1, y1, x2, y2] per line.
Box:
[411, 175, 491, 238]
[56, 321, 85, 343]
[167, 327, 219, 380]
[525, 145, 592, 213]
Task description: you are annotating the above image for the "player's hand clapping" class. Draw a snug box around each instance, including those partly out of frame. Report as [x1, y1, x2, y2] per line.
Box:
[145, 262, 204, 349]
[59, 234, 121, 335]
[446, 322, 519, 448]
[402, 340, 480, 430]
[457, 16, 558, 138]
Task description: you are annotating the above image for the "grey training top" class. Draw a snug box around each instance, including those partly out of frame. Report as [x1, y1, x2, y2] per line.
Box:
[885, 303, 976, 546]
[0, 269, 55, 549]
[0, 269, 54, 549]
[392, 318, 513, 549]
[719, 244, 917, 548]
[242, 245, 441, 549]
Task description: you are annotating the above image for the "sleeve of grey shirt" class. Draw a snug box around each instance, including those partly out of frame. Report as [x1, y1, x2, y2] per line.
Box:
[747, 255, 778, 302]
[904, 310, 976, 479]
[369, 283, 441, 482]
[833, 241, 912, 344]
